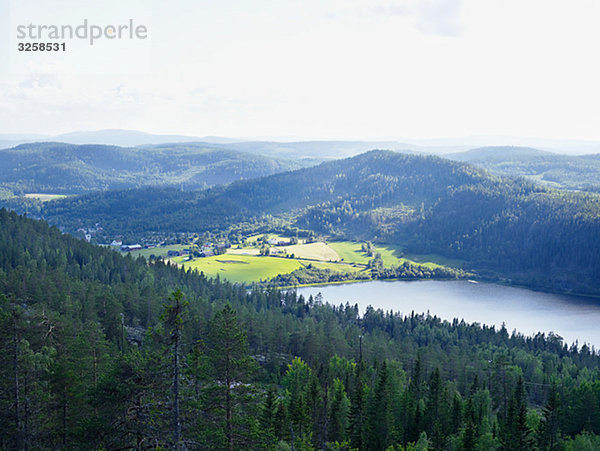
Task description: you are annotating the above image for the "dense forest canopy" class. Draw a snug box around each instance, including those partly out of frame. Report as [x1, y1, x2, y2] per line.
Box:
[0, 141, 312, 195]
[448, 146, 600, 192]
[2, 209, 600, 449]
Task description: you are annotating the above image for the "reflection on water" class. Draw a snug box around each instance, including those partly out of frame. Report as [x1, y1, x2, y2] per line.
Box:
[297, 280, 600, 347]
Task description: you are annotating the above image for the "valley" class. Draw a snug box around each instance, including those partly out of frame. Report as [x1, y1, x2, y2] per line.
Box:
[157, 237, 460, 285]
[3, 148, 598, 296]
[2, 142, 600, 449]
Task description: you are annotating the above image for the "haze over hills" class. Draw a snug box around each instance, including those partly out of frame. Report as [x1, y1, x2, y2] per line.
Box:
[0, 130, 458, 159]
[448, 146, 600, 191]
[0, 130, 238, 149]
[3, 129, 600, 157]
[0, 141, 314, 195]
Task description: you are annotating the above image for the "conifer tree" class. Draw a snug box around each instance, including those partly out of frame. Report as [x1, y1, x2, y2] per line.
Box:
[205, 303, 256, 451]
[501, 377, 531, 450]
[159, 289, 188, 450]
[538, 383, 560, 451]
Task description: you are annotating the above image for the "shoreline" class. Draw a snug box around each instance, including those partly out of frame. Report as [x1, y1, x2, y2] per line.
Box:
[261, 276, 600, 301]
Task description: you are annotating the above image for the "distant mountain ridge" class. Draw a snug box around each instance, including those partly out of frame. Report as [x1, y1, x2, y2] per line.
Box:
[0, 141, 313, 195]
[3, 129, 600, 154]
[0, 129, 238, 148]
[448, 146, 600, 191]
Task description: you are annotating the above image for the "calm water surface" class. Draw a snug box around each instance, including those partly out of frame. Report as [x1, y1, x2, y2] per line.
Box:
[297, 280, 600, 347]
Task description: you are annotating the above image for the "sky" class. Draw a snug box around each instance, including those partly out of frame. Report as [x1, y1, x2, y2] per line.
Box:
[1, 0, 599, 141]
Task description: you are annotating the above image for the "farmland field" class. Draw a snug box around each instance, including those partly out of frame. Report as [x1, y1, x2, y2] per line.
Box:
[129, 244, 188, 259]
[177, 254, 304, 284]
[280, 242, 340, 261]
[328, 241, 403, 266]
[402, 252, 466, 269]
[141, 240, 462, 285]
[328, 241, 462, 269]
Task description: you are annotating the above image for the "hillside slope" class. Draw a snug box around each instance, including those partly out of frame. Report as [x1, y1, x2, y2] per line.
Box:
[448, 146, 600, 191]
[0, 141, 312, 194]
[6, 150, 600, 294]
[30, 150, 492, 233]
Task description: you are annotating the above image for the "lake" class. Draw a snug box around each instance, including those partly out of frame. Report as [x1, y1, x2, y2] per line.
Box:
[297, 280, 600, 348]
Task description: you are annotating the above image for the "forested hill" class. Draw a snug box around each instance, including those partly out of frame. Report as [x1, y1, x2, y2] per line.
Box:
[448, 146, 600, 191]
[4, 208, 600, 449]
[6, 149, 600, 294]
[24, 150, 495, 234]
[0, 141, 312, 195]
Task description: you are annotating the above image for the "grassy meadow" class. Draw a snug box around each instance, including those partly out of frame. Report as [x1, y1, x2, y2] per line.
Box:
[280, 242, 340, 261]
[175, 254, 304, 284]
[130, 244, 188, 259]
[328, 241, 404, 266]
[130, 237, 463, 285]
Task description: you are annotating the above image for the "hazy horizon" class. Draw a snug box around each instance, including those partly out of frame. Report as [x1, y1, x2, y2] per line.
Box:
[2, 128, 600, 155]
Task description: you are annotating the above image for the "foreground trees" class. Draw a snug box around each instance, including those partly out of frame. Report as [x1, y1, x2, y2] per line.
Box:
[5, 285, 600, 449]
[4, 210, 600, 448]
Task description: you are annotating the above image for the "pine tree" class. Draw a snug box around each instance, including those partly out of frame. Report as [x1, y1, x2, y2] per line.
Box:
[259, 385, 278, 446]
[348, 345, 366, 449]
[328, 378, 350, 444]
[159, 290, 188, 450]
[283, 357, 312, 443]
[366, 360, 391, 450]
[538, 383, 560, 451]
[502, 377, 531, 450]
[205, 303, 257, 451]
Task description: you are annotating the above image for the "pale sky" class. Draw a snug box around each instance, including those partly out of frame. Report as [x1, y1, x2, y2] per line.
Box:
[1, 0, 599, 141]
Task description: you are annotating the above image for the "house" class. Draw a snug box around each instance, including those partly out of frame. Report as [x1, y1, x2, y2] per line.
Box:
[110, 240, 123, 247]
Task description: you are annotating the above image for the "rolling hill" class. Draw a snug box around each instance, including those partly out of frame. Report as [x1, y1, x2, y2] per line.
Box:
[448, 146, 600, 191]
[8, 149, 600, 294]
[0, 141, 314, 195]
[28, 150, 492, 234]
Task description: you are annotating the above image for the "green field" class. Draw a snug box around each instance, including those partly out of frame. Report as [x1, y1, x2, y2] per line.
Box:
[402, 252, 466, 268]
[155, 240, 462, 285]
[325, 241, 371, 264]
[328, 241, 462, 269]
[328, 241, 404, 266]
[299, 259, 362, 274]
[177, 254, 304, 284]
[281, 242, 340, 261]
[130, 244, 188, 259]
